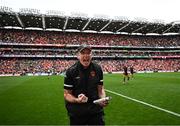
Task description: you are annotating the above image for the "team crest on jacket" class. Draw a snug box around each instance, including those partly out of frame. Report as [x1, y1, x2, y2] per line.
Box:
[90, 71, 96, 77]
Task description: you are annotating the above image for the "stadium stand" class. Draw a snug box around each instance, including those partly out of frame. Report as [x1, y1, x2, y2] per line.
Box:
[0, 7, 180, 75]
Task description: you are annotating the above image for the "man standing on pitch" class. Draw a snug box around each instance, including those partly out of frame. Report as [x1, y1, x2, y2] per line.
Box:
[123, 66, 129, 83]
[130, 66, 134, 79]
[64, 45, 108, 125]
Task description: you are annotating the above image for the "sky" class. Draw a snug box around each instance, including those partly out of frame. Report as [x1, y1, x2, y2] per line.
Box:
[1, 0, 180, 23]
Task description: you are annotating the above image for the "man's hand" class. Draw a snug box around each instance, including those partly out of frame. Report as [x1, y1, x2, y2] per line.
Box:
[75, 93, 88, 103]
[93, 97, 111, 107]
[98, 99, 109, 107]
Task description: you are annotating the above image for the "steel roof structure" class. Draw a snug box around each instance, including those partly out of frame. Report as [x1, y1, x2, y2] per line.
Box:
[1, 9, 180, 35]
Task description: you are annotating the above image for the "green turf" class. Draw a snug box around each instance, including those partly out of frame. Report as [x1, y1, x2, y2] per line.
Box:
[104, 72, 180, 125]
[0, 76, 68, 125]
[0, 72, 180, 125]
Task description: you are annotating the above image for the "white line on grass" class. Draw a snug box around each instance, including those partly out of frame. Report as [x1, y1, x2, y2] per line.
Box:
[105, 89, 180, 117]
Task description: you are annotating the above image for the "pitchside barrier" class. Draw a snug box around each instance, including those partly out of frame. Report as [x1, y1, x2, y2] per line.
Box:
[0, 70, 179, 77]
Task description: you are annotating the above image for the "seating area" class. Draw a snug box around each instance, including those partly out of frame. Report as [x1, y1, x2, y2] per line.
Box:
[0, 29, 180, 74]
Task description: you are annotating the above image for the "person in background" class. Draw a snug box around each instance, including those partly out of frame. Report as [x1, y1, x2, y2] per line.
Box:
[130, 66, 134, 79]
[123, 66, 129, 84]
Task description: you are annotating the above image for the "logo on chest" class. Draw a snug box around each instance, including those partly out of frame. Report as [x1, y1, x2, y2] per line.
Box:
[90, 71, 96, 77]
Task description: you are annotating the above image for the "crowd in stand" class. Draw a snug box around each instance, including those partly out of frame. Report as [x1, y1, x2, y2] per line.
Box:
[0, 59, 75, 74]
[1, 48, 180, 57]
[1, 29, 180, 47]
[0, 59, 180, 74]
[99, 59, 180, 72]
[0, 29, 180, 75]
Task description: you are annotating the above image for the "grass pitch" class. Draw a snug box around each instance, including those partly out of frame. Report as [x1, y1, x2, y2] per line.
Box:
[0, 72, 180, 125]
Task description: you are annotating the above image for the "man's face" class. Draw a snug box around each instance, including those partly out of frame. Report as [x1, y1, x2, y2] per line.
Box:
[78, 48, 92, 68]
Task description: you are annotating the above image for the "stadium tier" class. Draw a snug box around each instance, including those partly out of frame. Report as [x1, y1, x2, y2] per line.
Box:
[0, 28, 180, 75]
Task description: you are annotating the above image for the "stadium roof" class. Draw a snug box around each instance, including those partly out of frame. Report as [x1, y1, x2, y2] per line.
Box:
[1, 7, 180, 35]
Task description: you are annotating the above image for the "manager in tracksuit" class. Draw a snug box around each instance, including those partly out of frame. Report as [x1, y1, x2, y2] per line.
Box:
[64, 45, 108, 125]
